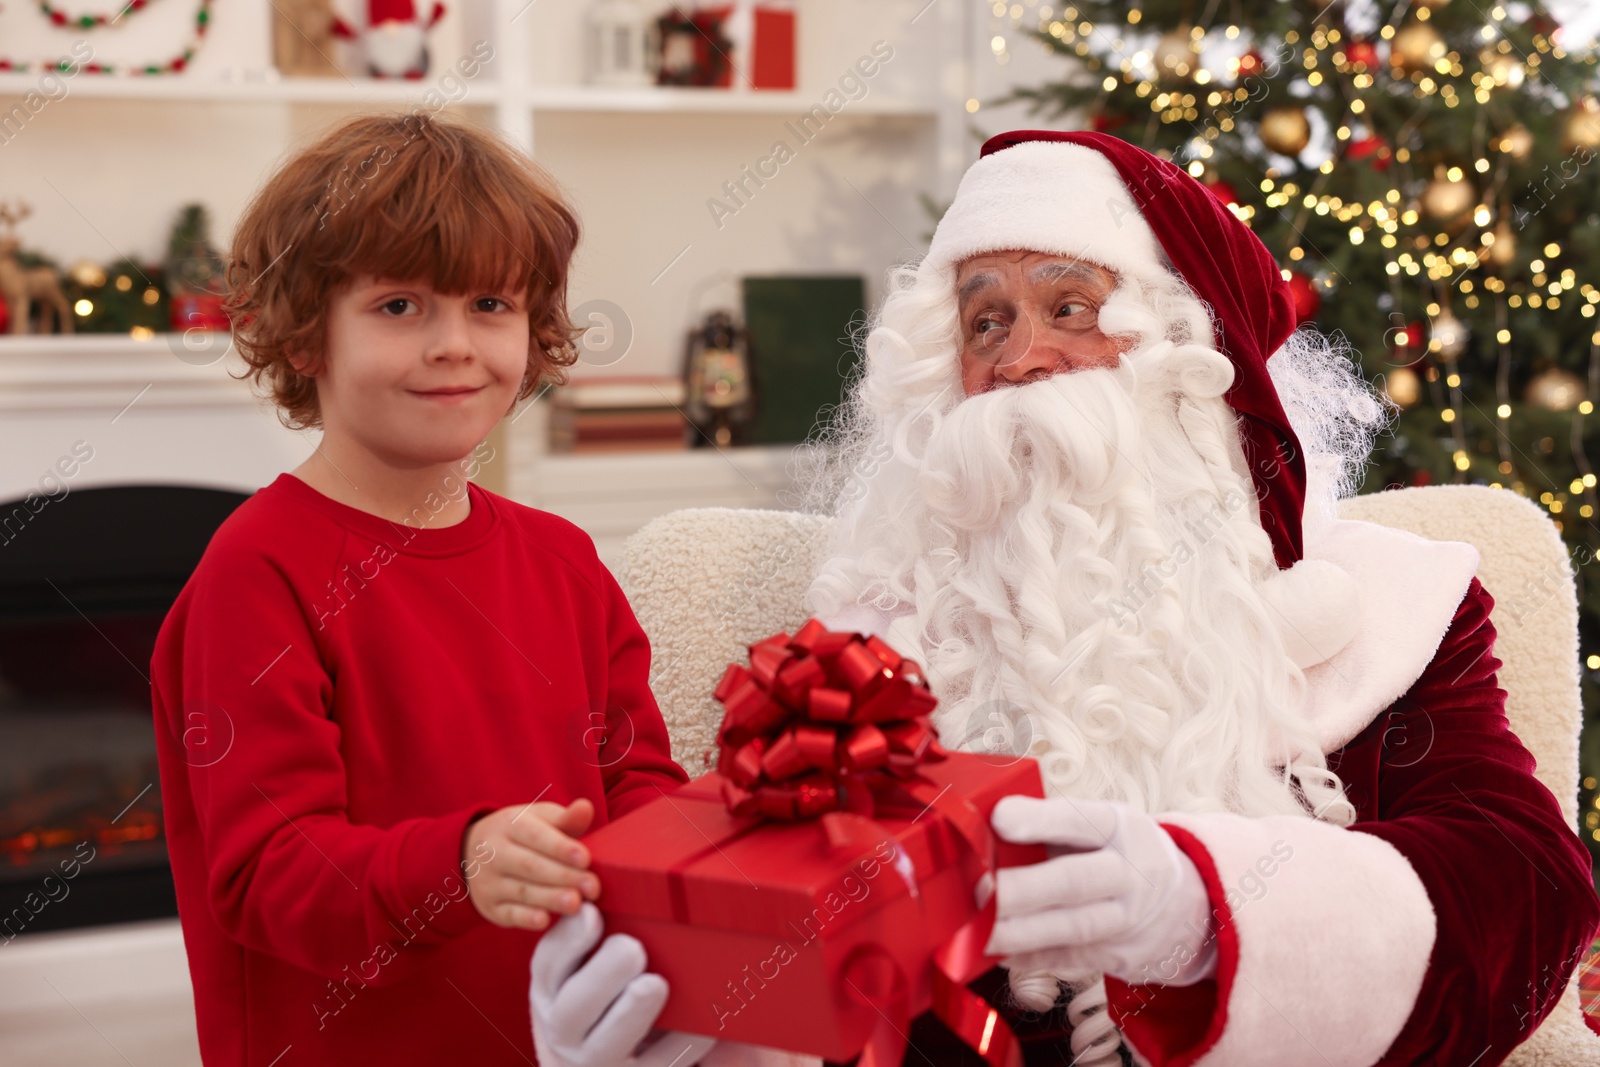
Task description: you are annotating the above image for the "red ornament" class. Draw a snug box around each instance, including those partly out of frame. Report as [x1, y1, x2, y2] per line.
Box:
[1234, 50, 1264, 79]
[1346, 39, 1380, 70]
[1390, 319, 1427, 364]
[1091, 110, 1129, 133]
[1204, 178, 1240, 206]
[0, 292, 9, 335]
[1286, 270, 1321, 324]
[1346, 134, 1392, 171]
[1411, 468, 1434, 487]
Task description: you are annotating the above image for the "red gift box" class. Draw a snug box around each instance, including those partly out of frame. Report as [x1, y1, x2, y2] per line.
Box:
[584, 621, 1046, 1064]
[586, 758, 1043, 1061]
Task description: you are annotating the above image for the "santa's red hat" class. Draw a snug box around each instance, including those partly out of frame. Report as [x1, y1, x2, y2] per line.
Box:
[925, 130, 1308, 571]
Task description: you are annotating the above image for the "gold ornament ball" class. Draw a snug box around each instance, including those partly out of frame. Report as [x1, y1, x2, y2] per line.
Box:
[1391, 22, 1446, 74]
[1563, 97, 1600, 153]
[1492, 123, 1534, 160]
[68, 259, 107, 289]
[1154, 26, 1199, 79]
[1385, 366, 1422, 408]
[1484, 218, 1517, 268]
[1430, 311, 1469, 358]
[1526, 367, 1586, 412]
[1480, 48, 1525, 89]
[1260, 106, 1311, 156]
[1422, 168, 1476, 221]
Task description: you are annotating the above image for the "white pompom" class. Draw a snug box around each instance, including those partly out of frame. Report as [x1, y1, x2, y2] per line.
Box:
[1258, 558, 1361, 668]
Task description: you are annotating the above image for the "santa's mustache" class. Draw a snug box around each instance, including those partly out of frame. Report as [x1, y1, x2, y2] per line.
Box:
[915, 360, 1152, 532]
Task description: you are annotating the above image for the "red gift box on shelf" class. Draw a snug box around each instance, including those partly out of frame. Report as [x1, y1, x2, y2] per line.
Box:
[704, 2, 796, 90]
[584, 620, 1046, 1066]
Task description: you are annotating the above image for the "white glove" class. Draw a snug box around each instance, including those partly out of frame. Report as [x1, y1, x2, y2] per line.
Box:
[529, 903, 718, 1067]
[984, 795, 1218, 987]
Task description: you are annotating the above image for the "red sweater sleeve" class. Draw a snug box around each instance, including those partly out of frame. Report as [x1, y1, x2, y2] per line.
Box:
[594, 562, 690, 819]
[159, 544, 492, 987]
[1349, 578, 1600, 1063]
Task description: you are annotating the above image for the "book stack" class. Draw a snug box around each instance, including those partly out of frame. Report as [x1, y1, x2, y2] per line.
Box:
[547, 377, 690, 454]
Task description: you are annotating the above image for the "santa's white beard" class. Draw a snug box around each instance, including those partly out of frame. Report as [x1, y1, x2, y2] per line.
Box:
[819, 340, 1343, 822]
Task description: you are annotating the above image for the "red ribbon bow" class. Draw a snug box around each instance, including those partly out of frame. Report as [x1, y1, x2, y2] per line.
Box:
[712, 618, 947, 821]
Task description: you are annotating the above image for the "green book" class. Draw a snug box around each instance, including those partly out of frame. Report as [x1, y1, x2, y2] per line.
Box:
[740, 275, 866, 445]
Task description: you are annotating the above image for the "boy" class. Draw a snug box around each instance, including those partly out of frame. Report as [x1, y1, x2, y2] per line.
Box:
[150, 112, 720, 1066]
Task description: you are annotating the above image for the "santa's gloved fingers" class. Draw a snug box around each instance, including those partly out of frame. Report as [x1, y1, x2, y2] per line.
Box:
[548, 933, 652, 1047]
[531, 902, 606, 999]
[991, 795, 1122, 850]
[986, 899, 1131, 957]
[631, 1031, 719, 1067]
[993, 850, 1132, 918]
[573, 971, 671, 1066]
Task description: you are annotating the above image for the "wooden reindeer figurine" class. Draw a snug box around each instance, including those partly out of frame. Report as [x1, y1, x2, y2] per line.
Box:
[0, 202, 74, 335]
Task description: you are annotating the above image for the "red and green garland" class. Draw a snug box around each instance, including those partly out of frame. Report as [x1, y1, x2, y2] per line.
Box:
[0, 0, 210, 74]
[39, 0, 156, 30]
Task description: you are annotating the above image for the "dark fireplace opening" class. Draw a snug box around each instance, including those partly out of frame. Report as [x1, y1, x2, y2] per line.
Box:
[1, 484, 249, 937]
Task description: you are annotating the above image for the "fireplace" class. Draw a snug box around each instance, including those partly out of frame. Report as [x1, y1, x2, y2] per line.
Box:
[0, 335, 313, 957]
[0, 484, 251, 937]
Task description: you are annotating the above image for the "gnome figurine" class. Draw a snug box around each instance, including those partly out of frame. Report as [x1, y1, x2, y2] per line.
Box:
[332, 0, 445, 79]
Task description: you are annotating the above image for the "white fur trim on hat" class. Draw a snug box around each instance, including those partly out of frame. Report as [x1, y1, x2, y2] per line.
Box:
[924, 140, 1174, 284]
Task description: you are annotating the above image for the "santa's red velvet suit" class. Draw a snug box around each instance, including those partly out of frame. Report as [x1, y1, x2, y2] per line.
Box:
[819, 132, 1600, 1067]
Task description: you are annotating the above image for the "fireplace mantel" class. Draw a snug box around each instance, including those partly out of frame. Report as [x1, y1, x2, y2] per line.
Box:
[0, 334, 315, 506]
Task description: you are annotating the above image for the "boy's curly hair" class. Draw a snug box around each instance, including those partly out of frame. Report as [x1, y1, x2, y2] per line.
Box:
[225, 111, 583, 431]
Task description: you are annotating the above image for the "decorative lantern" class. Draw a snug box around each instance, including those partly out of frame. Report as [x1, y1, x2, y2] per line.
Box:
[584, 0, 656, 87]
[683, 310, 754, 446]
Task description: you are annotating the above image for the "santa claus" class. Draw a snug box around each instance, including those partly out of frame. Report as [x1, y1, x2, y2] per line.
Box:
[523, 132, 1600, 1067]
[795, 130, 1600, 1066]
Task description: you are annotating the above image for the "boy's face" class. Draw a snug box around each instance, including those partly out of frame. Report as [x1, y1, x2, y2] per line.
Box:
[306, 274, 531, 467]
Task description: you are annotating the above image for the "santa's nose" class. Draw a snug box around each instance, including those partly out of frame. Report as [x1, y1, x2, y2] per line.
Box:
[991, 318, 1075, 385]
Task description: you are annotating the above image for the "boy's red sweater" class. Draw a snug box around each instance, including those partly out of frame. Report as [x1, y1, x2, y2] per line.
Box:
[149, 472, 690, 1066]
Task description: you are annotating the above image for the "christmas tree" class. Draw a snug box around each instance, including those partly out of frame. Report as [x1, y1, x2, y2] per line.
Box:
[995, 0, 1600, 865]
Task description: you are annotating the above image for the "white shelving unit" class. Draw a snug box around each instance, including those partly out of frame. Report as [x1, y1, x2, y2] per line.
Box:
[0, 0, 974, 538]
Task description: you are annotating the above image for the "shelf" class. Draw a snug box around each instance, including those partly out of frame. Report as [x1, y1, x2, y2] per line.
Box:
[0, 72, 936, 116]
[523, 84, 937, 117]
[0, 71, 503, 105]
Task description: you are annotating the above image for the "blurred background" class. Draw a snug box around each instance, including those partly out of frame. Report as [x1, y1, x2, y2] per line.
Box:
[1, 1, 1598, 1060]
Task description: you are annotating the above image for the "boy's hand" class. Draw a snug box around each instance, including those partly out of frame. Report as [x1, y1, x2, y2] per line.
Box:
[464, 797, 600, 931]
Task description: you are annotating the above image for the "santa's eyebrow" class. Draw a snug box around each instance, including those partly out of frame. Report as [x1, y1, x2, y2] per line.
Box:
[957, 272, 999, 302]
[1028, 261, 1112, 287]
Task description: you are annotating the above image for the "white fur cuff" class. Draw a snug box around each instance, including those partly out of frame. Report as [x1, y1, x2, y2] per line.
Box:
[1141, 811, 1436, 1067]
